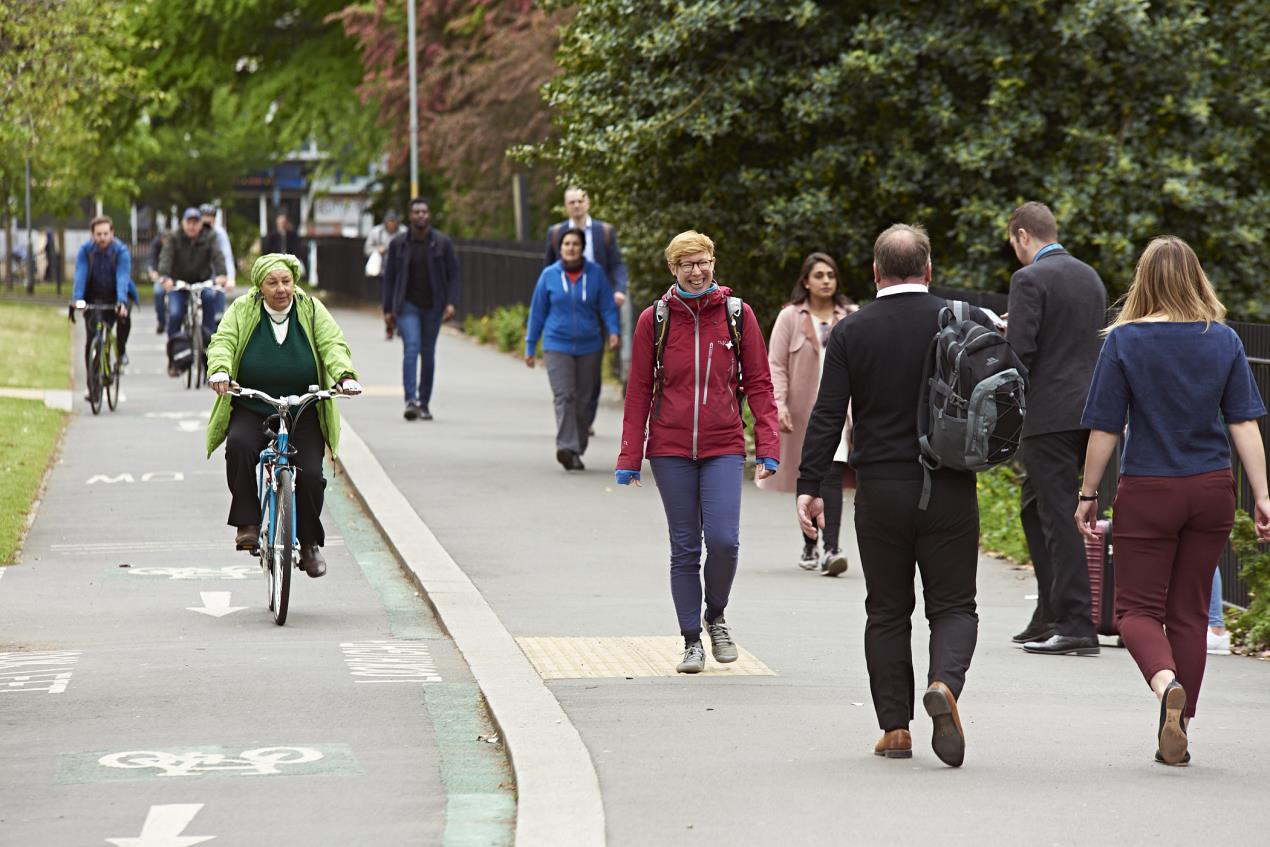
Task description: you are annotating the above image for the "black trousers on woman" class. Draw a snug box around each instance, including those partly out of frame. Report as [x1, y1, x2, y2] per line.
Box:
[853, 469, 980, 731]
[224, 404, 327, 546]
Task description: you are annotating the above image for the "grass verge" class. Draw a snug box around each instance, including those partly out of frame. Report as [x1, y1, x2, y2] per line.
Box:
[0, 398, 67, 563]
[0, 301, 71, 389]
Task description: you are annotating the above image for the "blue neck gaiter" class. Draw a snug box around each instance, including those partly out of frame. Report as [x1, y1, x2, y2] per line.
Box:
[675, 282, 717, 299]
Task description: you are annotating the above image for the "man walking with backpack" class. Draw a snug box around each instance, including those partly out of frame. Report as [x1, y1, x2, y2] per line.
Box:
[798, 224, 1006, 767]
[1005, 202, 1108, 656]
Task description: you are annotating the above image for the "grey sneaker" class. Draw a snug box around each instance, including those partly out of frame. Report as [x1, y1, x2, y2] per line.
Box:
[676, 641, 705, 674]
[705, 617, 738, 663]
[798, 544, 819, 570]
[403, 401, 421, 421]
[822, 548, 848, 577]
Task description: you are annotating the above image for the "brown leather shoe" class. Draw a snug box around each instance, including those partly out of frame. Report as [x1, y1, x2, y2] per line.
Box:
[873, 728, 913, 759]
[234, 525, 260, 552]
[923, 681, 965, 767]
[299, 544, 327, 578]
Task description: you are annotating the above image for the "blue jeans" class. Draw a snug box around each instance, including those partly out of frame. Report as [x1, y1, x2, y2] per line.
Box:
[1209, 567, 1224, 628]
[649, 454, 744, 637]
[167, 287, 224, 339]
[153, 281, 166, 328]
[397, 300, 445, 405]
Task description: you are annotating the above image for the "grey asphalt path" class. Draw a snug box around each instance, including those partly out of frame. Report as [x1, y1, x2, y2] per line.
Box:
[334, 304, 1270, 847]
[0, 316, 512, 846]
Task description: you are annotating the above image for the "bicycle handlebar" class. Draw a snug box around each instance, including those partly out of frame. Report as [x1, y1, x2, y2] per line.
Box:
[170, 279, 222, 292]
[226, 382, 355, 412]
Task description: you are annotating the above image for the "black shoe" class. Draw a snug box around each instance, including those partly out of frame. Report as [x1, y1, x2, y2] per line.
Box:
[1157, 680, 1188, 765]
[167, 362, 180, 378]
[1012, 622, 1058, 645]
[299, 544, 327, 578]
[155, 324, 165, 334]
[556, 448, 573, 470]
[403, 401, 421, 421]
[418, 405, 433, 421]
[1022, 634, 1100, 656]
[234, 525, 260, 552]
[568, 453, 585, 471]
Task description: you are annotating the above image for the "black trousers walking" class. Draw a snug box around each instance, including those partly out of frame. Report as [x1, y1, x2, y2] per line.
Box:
[854, 470, 980, 731]
[800, 461, 847, 550]
[224, 404, 327, 546]
[1020, 430, 1094, 638]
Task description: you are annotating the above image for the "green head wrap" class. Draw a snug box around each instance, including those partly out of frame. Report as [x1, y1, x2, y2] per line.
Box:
[251, 253, 304, 290]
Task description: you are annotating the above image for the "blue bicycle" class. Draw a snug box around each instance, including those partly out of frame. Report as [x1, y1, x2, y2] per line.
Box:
[227, 382, 354, 625]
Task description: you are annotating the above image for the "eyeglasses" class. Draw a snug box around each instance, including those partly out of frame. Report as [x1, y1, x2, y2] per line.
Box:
[677, 259, 714, 272]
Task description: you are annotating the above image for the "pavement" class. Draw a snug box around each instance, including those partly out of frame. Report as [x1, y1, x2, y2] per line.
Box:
[5, 301, 1270, 846]
[328, 305, 1270, 847]
[0, 318, 513, 846]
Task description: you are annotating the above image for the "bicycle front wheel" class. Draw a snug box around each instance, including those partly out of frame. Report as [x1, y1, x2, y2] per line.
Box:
[106, 333, 121, 411]
[193, 332, 204, 390]
[270, 468, 295, 625]
[87, 334, 103, 415]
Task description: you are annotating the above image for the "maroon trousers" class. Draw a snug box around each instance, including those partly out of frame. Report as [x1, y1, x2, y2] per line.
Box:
[1112, 470, 1235, 718]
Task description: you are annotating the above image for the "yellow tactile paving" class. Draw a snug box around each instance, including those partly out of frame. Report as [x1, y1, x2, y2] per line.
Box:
[516, 636, 777, 679]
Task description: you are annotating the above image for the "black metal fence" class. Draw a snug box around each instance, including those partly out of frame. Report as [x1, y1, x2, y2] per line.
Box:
[934, 285, 1269, 609]
[313, 236, 541, 317]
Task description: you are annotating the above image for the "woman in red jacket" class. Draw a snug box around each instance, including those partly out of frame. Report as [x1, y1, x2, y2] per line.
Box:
[616, 230, 781, 673]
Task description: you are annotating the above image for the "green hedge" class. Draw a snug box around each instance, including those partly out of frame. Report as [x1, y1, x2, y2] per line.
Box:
[1228, 510, 1270, 653]
[977, 464, 1031, 564]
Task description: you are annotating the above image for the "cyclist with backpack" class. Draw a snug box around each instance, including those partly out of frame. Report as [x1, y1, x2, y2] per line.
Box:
[159, 207, 228, 377]
[71, 216, 138, 380]
[524, 227, 620, 470]
[797, 224, 1017, 767]
[616, 230, 781, 674]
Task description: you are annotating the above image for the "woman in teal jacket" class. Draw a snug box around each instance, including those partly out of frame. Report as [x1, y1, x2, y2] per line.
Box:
[206, 254, 361, 577]
[524, 227, 619, 470]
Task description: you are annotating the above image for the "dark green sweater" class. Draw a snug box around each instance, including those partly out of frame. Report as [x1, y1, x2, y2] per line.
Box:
[233, 305, 319, 416]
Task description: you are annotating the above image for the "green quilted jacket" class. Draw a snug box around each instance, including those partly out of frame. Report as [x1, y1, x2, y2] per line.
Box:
[205, 287, 357, 457]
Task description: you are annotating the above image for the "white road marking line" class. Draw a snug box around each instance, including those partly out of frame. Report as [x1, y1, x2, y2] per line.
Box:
[186, 592, 245, 618]
[99, 747, 323, 778]
[0, 650, 82, 694]
[106, 803, 215, 846]
[340, 640, 442, 682]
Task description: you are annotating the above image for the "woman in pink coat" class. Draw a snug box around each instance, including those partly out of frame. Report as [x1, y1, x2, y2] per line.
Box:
[757, 252, 857, 574]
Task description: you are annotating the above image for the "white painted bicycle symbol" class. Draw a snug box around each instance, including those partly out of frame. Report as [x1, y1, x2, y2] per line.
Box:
[98, 746, 323, 777]
[127, 566, 257, 581]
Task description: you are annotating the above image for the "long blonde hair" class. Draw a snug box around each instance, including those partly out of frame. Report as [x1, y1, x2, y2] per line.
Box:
[1107, 236, 1226, 333]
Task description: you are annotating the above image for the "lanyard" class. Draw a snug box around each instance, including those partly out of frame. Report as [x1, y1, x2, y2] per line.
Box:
[561, 270, 587, 302]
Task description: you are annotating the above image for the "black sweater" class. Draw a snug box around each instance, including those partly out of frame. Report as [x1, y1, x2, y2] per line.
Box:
[796, 291, 989, 495]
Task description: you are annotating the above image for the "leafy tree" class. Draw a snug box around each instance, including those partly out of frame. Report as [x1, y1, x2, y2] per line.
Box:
[335, 0, 565, 237]
[527, 1, 1270, 323]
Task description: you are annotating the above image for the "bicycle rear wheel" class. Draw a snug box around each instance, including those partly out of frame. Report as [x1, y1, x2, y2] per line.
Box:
[270, 468, 295, 625]
[106, 331, 121, 411]
[87, 333, 103, 415]
[193, 330, 204, 390]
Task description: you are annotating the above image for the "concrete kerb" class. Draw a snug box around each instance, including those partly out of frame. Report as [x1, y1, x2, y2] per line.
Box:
[335, 420, 606, 847]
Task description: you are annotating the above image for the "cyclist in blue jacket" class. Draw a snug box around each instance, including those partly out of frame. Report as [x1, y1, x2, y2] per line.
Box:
[72, 216, 138, 370]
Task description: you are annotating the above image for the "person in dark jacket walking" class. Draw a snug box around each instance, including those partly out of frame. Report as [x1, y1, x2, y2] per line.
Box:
[525, 227, 620, 470]
[616, 230, 781, 674]
[261, 211, 306, 277]
[798, 223, 994, 767]
[1004, 202, 1110, 656]
[1076, 236, 1270, 766]
[381, 198, 461, 421]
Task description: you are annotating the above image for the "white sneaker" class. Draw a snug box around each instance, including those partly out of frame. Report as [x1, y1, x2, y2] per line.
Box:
[677, 641, 705, 674]
[822, 548, 849, 577]
[705, 616, 738, 663]
[798, 544, 819, 570]
[1206, 630, 1231, 655]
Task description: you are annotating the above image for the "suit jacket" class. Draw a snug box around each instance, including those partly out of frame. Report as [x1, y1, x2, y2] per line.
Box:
[544, 219, 628, 294]
[1006, 249, 1108, 437]
[382, 227, 461, 315]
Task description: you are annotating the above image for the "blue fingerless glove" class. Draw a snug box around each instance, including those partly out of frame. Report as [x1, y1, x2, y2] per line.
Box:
[615, 470, 641, 485]
[757, 457, 778, 473]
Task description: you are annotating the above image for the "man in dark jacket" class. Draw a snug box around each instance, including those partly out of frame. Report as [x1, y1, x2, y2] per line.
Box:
[798, 224, 992, 767]
[158, 207, 228, 375]
[1005, 202, 1108, 656]
[381, 197, 461, 421]
[261, 211, 306, 277]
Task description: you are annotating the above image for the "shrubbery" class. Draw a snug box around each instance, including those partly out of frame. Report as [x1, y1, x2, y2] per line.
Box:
[461, 303, 538, 356]
[976, 464, 1031, 564]
[1228, 510, 1270, 653]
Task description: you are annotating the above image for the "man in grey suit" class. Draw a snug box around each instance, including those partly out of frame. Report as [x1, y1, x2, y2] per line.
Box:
[1005, 202, 1108, 656]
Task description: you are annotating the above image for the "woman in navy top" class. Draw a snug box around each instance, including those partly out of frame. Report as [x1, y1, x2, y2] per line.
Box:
[524, 227, 620, 471]
[1077, 236, 1270, 767]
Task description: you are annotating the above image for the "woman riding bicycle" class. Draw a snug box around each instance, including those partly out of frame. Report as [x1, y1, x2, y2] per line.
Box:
[206, 253, 361, 577]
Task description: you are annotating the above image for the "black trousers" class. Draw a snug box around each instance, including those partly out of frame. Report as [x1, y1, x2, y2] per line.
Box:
[84, 308, 131, 361]
[800, 461, 847, 550]
[854, 471, 980, 731]
[1020, 430, 1094, 638]
[224, 405, 327, 546]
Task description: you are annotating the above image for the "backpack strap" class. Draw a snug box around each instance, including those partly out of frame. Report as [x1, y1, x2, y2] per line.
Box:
[601, 222, 614, 252]
[651, 299, 670, 416]
[726, 296, 744, 396]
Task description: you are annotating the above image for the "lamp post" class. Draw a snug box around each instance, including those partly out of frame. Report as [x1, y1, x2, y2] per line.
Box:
[407, 0, 419, 200]
[24, 156, 34, 294]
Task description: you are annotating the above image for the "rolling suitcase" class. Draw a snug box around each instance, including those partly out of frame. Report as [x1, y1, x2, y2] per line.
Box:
[1085, 519, 1118, 637]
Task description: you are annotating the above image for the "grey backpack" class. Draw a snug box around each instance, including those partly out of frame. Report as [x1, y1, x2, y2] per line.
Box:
[916, 301, 1027, 509]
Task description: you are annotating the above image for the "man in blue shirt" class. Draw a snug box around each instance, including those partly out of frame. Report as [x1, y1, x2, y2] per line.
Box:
[72, 216, 138, 373]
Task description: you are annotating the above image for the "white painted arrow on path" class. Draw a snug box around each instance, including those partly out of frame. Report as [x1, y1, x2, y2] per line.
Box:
[186, 592, 246, 618]
[106, 804, 215, 846]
